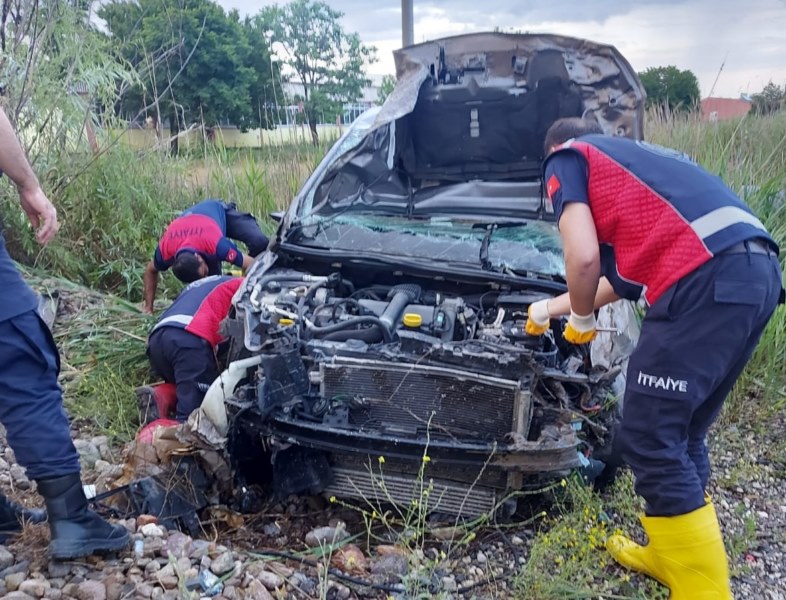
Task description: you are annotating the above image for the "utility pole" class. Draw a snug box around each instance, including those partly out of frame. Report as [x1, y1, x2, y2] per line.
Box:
[402, 0, 414, 47]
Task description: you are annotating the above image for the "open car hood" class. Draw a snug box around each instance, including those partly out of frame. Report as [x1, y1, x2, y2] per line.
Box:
[275, 32, 645, 244]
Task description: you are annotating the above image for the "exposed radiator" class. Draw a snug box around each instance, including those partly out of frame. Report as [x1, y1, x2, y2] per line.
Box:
[320, 358, 531, 441]
[324, 466, 498, 518]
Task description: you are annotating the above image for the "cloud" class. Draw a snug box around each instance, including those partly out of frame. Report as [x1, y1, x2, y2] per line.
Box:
[217, 0, 786, 97]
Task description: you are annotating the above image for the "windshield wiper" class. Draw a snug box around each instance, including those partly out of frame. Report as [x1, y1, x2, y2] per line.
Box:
[472, 221, 527, 271]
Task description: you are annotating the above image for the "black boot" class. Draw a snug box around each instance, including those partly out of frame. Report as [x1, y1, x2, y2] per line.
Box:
[36, 474, 130, 559]
[0, 491, 46, 543]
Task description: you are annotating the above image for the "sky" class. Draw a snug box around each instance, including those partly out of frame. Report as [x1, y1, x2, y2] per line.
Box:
[216, 0, 786, 98]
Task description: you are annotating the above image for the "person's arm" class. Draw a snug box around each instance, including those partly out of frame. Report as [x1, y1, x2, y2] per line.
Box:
[143, 261, 160, 314]
[544, 277, 621, 317]
[241, 254, 255, 272]
[558, 202, 601, 316]
[0, 107, 59, 245]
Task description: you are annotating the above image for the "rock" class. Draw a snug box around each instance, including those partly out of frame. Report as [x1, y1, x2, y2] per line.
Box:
[141, 538, 164, 558]
[73, 440, 101, 467]
[261, 522, 281, 537]
[331, 544, 368, 574]
[157, 564, 175, 579]
[140, 523, 165, 537]
[188, 539, 211, 560]
[511, 535, 524, 545]
[75, 580, 107, 600]
[4, 447, 16, 464]
[376, 545, 407, 557]
[47, 562, 72, 579]
[0, 559, 30, 578]
[329, 581, 351, 599]
[61, 584, 78, 597]
[164, 532, 191, 559]
[245, 579, 274, 600]
[4, 592, 36, 600]
[256, 571, 284, 591]
[370, 555, 408, 579]
[136, 583, 154, 599]
[476, 551, 487, 564]
[431, 526, 463, 541]
[158, 576, 178, 590]
[0, 545, 15, 570]
[9, 464, 30, 486]
[144, 561, 161, 576]
[304, 523, 348, 547]
[47, 579, 65, 590]
[288, 572, 316, 595]
[6, 571, 27, 591]
[265, 562, 293, 579]
[442, 575, 457, 592]
[44, 589, 62, 599]
[210, 553, 235, 576]
[0, 457, 8, 471]
[136, 514, 158, 528]
[175, 556, 191, 574]
[103, 573, 125, 600]
[19, 578, 51, 598]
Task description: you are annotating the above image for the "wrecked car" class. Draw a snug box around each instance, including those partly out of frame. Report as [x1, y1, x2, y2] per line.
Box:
[202, 32, 646, 518]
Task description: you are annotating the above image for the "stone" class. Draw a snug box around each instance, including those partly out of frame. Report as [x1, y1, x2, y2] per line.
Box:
[175, 557, 192, 574]
[188, 540, 211, 560]
[245, 579, 274, 600]
[140, 524, 165, 538]
[6, 571, 27, 591]
[0, 545, 15, 570]
[61, 584, 78, 597]
[511, 535, 524, 545]
[144, 561, 161, 576]
[442, 576, 457, 592]
[256, 571, 283, 590]
[47, 562, 72, 579]
[9, 464, 30, 488]
[73, 440, 101, 467]
[136, 584, 154, 599]
[210, 553, 235, 576]
[143, 538, 165, 557]
[48, 579, 65, 590]
[158, 576, 178, 590]
[370, 555, 408, 579]
[4, 592, 36, 600]
[104, 573, 125, 600]
[476, 551, 487, 564]
[19, 578, 51, 598]
[75, 580, 107, 600]
[156, 564, 175, 579]
[164, 532, 191, 559]
[44, 590, 62, 599]
[304, 523, 348, 548]
[0, 559, 30, 579]
[136, 515, 158, 528]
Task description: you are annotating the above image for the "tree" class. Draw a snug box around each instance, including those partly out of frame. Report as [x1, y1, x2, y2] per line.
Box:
[256, 0, 376, 144]
[243, 17, 284, 129]
[752, 82, 785, 115]
[99, 0, 275, 153]
[638, 66, 701, 112]
[376, 74, 395, 106]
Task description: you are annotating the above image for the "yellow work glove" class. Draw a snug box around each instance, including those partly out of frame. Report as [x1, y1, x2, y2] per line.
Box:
[564, 311, 597, 344]
[525, 299, 551, 336]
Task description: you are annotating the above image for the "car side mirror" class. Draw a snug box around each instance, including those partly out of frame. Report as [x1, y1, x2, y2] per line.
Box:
[269, 211, 284, 223]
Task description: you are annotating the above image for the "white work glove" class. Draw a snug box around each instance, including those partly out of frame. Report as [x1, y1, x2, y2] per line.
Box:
[525, 299, 551, 336]
[564, 311, 597, 345]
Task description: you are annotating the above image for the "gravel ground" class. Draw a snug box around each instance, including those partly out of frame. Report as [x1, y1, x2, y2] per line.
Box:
[0, 414, 782, 600]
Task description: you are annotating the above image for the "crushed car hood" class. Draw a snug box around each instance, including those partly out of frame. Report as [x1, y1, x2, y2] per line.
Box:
[271, 31, 645, 252]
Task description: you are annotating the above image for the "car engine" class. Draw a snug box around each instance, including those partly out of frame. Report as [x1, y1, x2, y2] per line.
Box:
[221, 268, 627, 518]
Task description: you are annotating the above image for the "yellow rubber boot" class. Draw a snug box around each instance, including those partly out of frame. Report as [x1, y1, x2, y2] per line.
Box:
[606, 501, 732, 599]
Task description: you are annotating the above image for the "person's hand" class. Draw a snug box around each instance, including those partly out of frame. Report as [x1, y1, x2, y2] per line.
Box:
[563, 311, 597, 344]
[18, 185, 59, 246]
[525, 299, 551, 336]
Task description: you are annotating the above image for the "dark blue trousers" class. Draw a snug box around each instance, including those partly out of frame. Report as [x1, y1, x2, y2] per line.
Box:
[619, 248, 783, 516]
[223, 202, 268, 257]
[0, 311, 80, 480]
[146, 327, 218, 421]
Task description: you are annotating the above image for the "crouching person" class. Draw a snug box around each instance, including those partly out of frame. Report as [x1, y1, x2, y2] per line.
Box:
[0, 106, 129, 558]
[146, 275, 243, 421]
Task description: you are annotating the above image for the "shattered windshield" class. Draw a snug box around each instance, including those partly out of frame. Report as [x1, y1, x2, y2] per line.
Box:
[290, 213, 565, 276]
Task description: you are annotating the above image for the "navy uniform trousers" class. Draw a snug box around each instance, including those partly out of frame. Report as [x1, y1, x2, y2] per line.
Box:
[0, 310, 80, 479]
[618, 242, 783, 516]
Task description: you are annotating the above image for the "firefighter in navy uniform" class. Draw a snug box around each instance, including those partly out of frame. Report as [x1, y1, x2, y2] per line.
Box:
[0, 106, 129, 557]
[146, 275, 243, 421]
[525, 117, 784, 598]
[142, 199, 267, 313]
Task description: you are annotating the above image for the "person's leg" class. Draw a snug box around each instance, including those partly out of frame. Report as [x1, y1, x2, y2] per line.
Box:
[223, 203, 268, 256]
[608, 253, 781, 599]
[163, 330, 219, 421]
[0, 310, 129, 557]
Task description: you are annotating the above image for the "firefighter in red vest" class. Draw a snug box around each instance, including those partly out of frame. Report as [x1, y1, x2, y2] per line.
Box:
[146, 275, 243, 421]
[526, 117, 784, 598]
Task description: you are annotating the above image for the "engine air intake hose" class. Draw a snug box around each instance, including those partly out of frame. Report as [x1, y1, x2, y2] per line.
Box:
[307, 316, 393, 343]
[380, 284, 421, 332]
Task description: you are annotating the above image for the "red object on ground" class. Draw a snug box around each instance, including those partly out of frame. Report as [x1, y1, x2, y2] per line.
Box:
[136, 419, 180, 444]
[150, 382, 177, 420]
